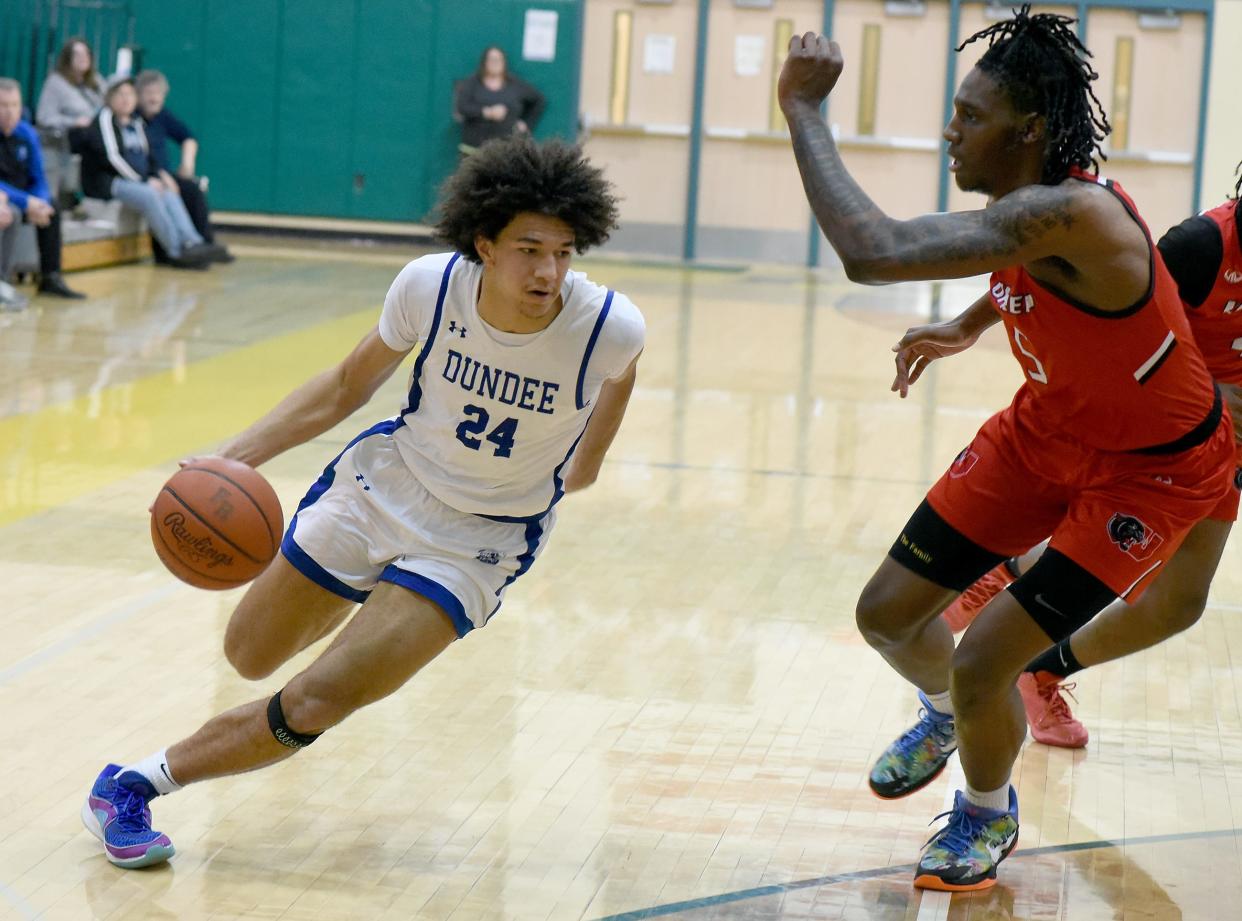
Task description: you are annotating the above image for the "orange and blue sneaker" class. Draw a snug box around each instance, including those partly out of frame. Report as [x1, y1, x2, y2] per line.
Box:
[869, 692, 957, 799]
[914, 787, 1019, 891]
[81, 764, 175, 868]
[941, 561, 1015, 633]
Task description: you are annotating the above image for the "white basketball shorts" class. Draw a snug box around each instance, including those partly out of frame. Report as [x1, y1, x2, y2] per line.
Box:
[280, 419, 556, 636]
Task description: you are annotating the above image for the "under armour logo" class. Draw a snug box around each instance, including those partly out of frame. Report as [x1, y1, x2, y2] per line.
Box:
[1225, 270, 1242, 284]
[355, 474, 370, 491]
[448, 321, 467, 337]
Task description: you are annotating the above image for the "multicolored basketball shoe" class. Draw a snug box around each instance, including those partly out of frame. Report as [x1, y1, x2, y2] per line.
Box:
[941, 560, 1014, 633]
[1018, 670, 1088, 748]
[914, 787, 1019, 891]
[81, 764, 175, 868]
[869, 692, 957, 798]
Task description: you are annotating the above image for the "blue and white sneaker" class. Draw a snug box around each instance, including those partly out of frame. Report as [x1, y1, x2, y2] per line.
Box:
[914, 786, 1020, 891]
[869, 691, 957, 798]
[81, 764, 175, 868]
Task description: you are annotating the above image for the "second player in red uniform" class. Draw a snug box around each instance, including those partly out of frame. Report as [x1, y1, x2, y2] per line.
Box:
[778, 7, 1233, 891]
[940, 170, 1242, 747]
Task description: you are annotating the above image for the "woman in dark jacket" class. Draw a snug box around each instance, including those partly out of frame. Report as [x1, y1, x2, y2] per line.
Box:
[79, 78, 215, 268]
[454, 46, 545, 153]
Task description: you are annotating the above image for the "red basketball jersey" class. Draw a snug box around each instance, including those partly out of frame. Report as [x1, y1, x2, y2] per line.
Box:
[1184, 199, 1242, 386]
[988, 173, 1218, 453]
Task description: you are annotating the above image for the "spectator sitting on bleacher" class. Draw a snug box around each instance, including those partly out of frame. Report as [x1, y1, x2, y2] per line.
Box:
[35, 38, 104, 134]
[0, 77, 84, 299]
[0, 188, 26, 310]
[80, 78, 219, 270]
[135, 69, 231, 263]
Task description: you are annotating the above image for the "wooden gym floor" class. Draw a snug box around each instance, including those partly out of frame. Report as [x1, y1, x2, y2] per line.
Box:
[3, 240, 1242, 920]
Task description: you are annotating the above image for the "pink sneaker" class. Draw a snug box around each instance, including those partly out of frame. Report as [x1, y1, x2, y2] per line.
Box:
[942, 562, 1014, 633]
[1018, 671, 1088, 748]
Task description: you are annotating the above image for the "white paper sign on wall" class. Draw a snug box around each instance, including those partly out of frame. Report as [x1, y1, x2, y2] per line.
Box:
[523, 9, 558, 62]
[643, 34, 676, 74]
[734, 35, 764, 76]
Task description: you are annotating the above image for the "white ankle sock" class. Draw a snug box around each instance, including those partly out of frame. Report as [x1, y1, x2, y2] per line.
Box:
[964, 782, 1011, 812]
[120, 749, 182, 796]
[924, 689, 954, 717]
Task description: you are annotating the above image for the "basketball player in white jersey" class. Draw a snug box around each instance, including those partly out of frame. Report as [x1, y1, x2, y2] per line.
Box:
[81, 136, 645, 868]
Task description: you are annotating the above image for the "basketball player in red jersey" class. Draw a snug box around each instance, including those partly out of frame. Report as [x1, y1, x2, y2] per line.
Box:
[778, 7, 1234, 891]
[937, 166, 1242, 748]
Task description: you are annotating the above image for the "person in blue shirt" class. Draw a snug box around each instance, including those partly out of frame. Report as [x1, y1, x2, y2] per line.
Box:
[135, 70, 231, 263]
[0, 77, 84, 298]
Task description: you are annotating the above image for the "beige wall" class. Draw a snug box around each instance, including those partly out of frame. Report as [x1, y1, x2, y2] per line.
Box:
[581, 0, 1218, 260]
[1090, 9, 1203, 154]
[581, 0, 701, 235]
[1200, 0, 1242, 208]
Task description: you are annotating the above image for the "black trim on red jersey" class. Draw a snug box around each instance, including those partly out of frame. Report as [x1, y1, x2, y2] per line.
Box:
[1131, 384, 1222, 455]
[1157, 214, 1223, 309]
[1028, 177, 1156, 320]
[1135, 337, 1178, 385]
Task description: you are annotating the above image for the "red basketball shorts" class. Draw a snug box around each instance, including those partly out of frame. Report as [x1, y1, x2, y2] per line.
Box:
[926, 402, 1235, 602]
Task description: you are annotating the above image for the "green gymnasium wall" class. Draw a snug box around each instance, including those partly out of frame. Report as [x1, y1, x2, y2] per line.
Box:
[126, 0, 584, 221]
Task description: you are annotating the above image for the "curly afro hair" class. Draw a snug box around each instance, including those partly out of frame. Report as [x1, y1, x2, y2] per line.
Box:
[959, 5, 1110, 184]
[435, 135, 620, 262]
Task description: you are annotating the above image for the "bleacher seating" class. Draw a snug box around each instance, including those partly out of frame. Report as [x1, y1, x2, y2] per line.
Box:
[9, 129, 150, 279]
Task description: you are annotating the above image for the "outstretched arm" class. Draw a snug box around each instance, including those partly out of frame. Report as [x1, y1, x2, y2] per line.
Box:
[216, 327, 411, 467]
[778, 34, 1080, 284]
[561, 354, 639, 493]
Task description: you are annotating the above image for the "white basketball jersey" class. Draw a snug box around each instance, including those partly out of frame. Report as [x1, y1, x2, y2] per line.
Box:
[377, 252, 644, 520]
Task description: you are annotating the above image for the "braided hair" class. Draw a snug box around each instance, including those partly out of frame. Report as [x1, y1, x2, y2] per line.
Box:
[958, 4, 1110, 184]
[1233, 160, 1242, 200]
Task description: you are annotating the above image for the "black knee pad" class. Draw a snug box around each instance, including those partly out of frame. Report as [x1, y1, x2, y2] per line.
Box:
[1008, 549, 1118, 642]
[887, 499, 1008, 591]
[267, 689, 322, 750]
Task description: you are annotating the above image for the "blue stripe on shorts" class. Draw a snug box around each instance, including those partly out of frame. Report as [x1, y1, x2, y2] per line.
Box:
[379, 566, 473, 637]
[280, 517, 371, 604]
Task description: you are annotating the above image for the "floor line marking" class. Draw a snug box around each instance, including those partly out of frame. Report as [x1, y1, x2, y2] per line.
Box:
[589, 827, 1242, 920]
[913, 753, 964, 921]
[0, 583, 181, 686]
[0, 881, 39, 920]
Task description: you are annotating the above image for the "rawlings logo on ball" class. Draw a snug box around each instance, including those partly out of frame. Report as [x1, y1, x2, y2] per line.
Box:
[162, 512, 236, 569]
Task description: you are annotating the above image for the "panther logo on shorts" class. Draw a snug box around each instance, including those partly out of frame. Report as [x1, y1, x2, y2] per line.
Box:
[950, 448, 980, 479]
[476, 549, 502, 565]
[1106, 513, 1164, 562]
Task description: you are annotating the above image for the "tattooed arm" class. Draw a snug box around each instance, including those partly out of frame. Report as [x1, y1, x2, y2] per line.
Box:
[777, 33, 1081, 285]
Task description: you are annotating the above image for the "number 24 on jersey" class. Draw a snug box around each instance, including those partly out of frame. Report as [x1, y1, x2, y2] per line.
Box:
[456, 405, 519, 458]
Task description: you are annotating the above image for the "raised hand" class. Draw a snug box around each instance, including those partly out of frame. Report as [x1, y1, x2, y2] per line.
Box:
[777, 32, 845, 112]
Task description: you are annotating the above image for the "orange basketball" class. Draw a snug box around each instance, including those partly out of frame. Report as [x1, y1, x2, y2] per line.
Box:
[150, 457, 284, 590]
